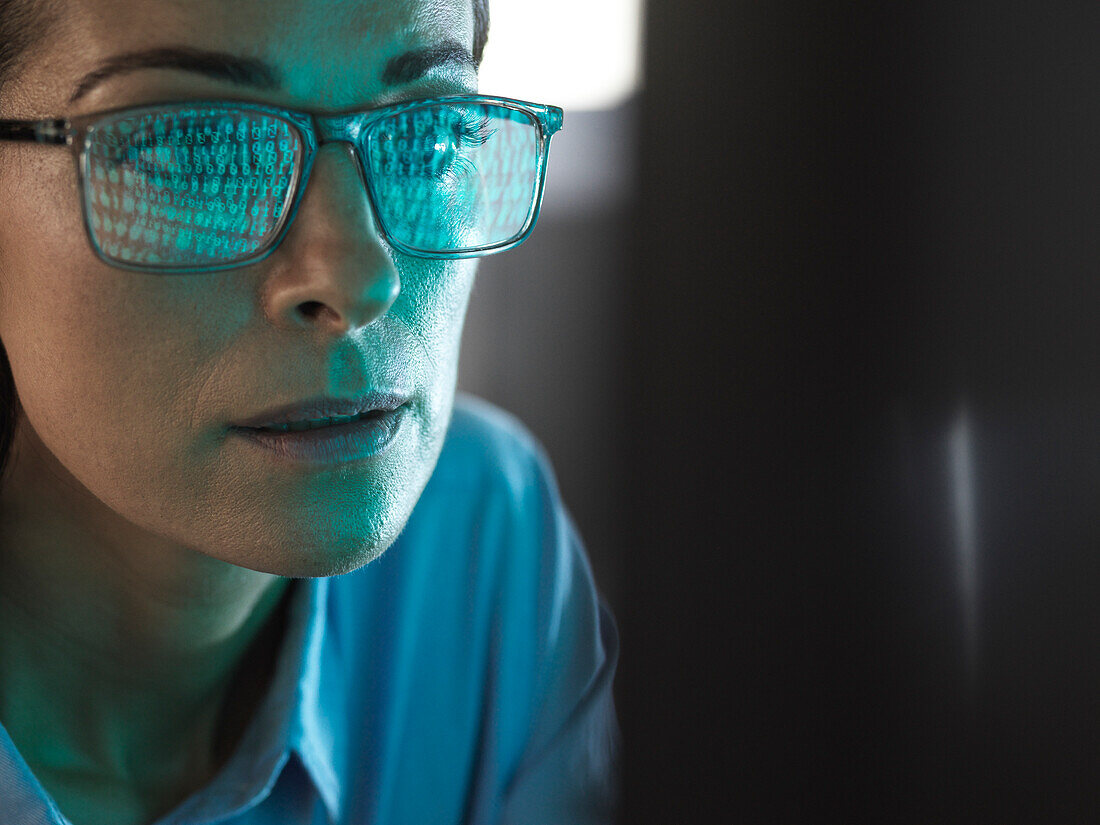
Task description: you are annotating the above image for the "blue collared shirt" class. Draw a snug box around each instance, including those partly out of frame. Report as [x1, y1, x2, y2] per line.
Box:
[0, 394, 620, 825]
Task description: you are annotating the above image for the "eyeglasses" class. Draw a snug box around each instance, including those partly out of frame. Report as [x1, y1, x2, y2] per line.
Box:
[0, 94, 564, 274]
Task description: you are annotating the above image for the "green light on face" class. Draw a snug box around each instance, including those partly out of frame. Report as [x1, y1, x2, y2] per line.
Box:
[84, 105, 299, 267]
[77, 97, 557, 270]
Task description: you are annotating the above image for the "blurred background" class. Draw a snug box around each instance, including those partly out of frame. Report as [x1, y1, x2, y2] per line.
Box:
[466, 1, 1100, 822]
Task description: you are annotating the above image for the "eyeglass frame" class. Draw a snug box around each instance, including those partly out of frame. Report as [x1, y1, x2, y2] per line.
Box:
[0, 93, 565, 274]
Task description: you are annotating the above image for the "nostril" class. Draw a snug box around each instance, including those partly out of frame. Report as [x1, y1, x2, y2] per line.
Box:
[297, 301, 326, 321]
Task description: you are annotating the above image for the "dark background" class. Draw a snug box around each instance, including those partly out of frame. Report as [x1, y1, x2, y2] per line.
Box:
[466, 1, 1100, 822]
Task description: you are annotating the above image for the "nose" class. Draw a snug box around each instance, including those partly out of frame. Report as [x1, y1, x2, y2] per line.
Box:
[260, 141, 400, 334]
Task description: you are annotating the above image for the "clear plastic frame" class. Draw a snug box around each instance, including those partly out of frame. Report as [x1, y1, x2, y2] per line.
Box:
[0, 94, 564, 274]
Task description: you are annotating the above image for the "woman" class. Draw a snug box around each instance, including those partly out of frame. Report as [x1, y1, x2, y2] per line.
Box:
[0, 0, 620, 823]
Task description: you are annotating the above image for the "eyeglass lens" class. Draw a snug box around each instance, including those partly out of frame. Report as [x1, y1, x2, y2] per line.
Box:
[81, 101, 543, 270]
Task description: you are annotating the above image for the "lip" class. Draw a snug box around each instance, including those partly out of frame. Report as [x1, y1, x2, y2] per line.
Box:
[231, 392, 410, 430]
[231, 405, 408, 464]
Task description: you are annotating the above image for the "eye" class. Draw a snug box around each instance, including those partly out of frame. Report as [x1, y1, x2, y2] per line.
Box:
[372, 106, 497, 182]
[102, 129, 178, 172]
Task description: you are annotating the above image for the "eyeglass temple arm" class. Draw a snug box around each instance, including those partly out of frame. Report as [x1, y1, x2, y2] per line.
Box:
[0, 118, 72, 145]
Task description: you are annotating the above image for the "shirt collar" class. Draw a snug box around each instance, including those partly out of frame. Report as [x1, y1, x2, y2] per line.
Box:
[165, 574, 347, 825]
[0, 722, 71, 824]
[288, 574, 348, 824]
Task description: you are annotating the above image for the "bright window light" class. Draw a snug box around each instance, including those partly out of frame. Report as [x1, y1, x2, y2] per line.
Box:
[477, 0, 645, 111]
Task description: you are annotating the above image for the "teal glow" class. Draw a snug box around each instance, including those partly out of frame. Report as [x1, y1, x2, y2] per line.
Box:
[367, 102, 539, 253]
[79, 98, 556, 272]
[86, 106, 299, 267]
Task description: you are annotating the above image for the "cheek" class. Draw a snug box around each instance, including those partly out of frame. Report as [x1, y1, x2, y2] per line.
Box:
[395, 256, 476, 409]
[398, 256, 477, 369]
[0, 224, 476, 573]
[0, 151, 152, 431]
[0, 255, 246, 503]
[372, 257, 475, 498]
[0, 144, 86, 278]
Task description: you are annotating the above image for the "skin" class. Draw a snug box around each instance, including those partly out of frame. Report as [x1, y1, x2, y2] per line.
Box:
[0, 0, 478, 822]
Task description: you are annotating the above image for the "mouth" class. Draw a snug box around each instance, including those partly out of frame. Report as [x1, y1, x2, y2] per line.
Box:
[246, 408, 391, 434]
[230, 403, 409, 464]
[231, 392, 410, 432]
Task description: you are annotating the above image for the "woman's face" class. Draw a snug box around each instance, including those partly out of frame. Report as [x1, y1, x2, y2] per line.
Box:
[0, 0, 478, 577]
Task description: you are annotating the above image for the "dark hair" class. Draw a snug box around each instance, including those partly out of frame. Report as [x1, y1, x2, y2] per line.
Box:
[472, 0, 490, 66]
[0, 0, 490, 485]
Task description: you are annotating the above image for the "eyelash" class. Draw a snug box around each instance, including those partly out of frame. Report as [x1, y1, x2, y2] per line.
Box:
[454, 113, 493, 147]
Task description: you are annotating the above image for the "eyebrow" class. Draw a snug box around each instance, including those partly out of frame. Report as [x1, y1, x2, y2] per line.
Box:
[67, 41, 477, 106]
[380, 43, 475, 86]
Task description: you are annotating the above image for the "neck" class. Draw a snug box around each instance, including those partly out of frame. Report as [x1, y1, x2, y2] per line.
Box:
[0, 419, 292, 785]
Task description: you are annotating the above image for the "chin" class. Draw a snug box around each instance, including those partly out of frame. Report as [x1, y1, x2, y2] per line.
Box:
[228, 535, 394, 579]
[279, 546, 388, 579]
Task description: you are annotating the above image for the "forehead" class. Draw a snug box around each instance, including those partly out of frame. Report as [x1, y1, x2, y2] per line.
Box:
[12, 0, 474, 115]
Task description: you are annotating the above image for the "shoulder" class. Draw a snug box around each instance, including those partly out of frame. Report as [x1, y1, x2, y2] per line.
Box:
[368, 393, 571, 588]
[322, 396, 618, 819]
[397, 394, 581, 614]
[427, 392, 561, 507]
